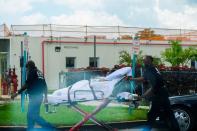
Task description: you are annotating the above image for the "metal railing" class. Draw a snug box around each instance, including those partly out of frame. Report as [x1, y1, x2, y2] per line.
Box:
[8, 24, 197, 41]
[59, 70, 106, 88]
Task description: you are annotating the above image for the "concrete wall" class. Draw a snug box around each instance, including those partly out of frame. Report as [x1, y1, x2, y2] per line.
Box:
[9, 36, 197, 90]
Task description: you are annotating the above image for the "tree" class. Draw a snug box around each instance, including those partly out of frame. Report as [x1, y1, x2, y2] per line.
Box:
[161, 40, 197, 66]
[188, 47, 197, 61]
[181, 47, 197, 65]
[119, 50, 144, 66]
[161, 41, 184, 66]
[153, 57, 163, 66]
[119, 50, 162, 67]
[136, 28, 164, 40]
[119, 50, 131, 66]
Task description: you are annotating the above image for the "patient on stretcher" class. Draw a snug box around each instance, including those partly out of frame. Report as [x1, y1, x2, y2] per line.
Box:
[47, 67, 138, 105]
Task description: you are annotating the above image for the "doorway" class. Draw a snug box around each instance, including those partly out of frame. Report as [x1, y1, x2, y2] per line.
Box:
[0, 39, 10, 95]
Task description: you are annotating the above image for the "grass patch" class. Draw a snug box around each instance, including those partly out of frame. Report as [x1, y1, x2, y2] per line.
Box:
[0, 101, 148, 126]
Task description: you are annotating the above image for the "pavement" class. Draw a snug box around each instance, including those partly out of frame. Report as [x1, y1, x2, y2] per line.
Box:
[0, 121, 169, 131]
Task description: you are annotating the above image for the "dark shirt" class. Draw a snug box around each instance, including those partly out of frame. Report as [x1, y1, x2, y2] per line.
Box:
[143, 65, 168, 101]
[26, 67, 47, 95]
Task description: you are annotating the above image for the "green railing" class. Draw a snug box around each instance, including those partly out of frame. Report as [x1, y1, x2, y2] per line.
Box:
[59, 70, 106, 88]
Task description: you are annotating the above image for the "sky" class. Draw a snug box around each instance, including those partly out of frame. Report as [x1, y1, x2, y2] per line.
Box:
[1, 0, 197, 29]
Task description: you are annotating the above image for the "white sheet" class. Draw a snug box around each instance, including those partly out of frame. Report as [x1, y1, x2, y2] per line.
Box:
[105, 67, 132, 80]
[48, 67, 132, 105]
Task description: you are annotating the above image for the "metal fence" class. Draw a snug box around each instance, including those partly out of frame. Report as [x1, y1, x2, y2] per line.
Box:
[4, 24, 197, 41]
[59, 70, 107, 88]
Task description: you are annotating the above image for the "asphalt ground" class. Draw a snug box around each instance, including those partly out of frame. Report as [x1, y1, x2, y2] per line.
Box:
[0, 121, 170, 131]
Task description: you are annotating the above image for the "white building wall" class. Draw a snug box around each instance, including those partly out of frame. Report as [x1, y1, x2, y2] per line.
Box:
[9, 36, 196, 90]
[10, 36, 47, 89]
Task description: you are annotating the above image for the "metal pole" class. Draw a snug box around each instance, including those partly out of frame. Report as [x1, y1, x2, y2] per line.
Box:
[140, 67, 144, 94]
[3, 24, 5, 37]
[94, 35, 96, 67]
[118, 25, 120, 40]
[85, 25, 87, 38]
[20, 41, 25, 112]
[42, 24, 45, 37]
[130, 36, 139, 94]
[50, 24, 53, 40]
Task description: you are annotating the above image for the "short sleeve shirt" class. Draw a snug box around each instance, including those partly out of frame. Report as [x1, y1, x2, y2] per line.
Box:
[143, 66, 166, 97]
[26, 68, 47, 95]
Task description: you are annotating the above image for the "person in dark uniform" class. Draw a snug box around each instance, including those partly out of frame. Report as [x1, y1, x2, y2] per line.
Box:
[131, 55, 180, 131]
[11, 60, 55, 131]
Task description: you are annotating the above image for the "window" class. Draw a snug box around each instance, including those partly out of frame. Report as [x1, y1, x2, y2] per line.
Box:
[89, 57, 99, 67]
[66, 57, 76, 68]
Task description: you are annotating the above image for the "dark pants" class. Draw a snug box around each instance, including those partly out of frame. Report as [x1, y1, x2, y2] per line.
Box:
[147, 98, 180, 131]
[27, 94, 54, 131]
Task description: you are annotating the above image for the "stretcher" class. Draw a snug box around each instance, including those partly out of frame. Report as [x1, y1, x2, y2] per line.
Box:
[47, 67, 139, 131]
